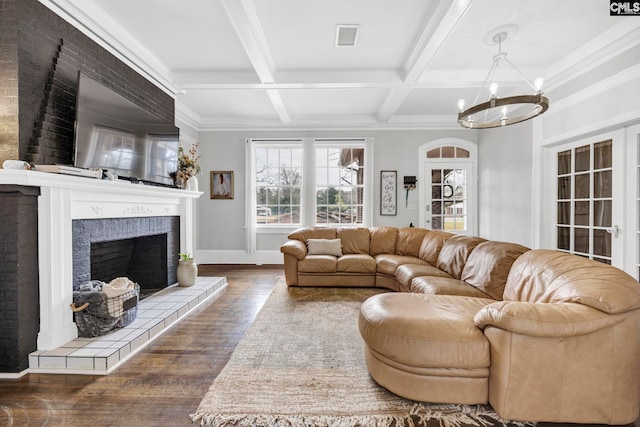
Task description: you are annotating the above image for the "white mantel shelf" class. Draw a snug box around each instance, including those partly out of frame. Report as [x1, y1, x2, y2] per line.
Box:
[0, 169, 202, 351]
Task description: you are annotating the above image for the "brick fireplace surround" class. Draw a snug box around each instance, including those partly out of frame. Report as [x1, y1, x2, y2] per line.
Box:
[0, 169, 200, 375]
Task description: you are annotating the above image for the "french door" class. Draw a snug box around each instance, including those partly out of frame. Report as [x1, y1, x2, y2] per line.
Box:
[425, 162, 474, 235]
[552, 131, 625, 266]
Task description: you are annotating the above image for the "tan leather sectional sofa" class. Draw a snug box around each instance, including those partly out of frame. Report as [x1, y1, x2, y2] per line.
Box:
[281, 226, 640, 424]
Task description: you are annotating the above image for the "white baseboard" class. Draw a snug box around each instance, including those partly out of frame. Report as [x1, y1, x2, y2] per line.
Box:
[196, 249, 283, 265]
[0, 368, 29, 379]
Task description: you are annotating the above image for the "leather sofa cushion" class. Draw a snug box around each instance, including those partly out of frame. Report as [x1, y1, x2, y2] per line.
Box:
[395, 264, 452, 289]
[419, 230, 453, 266]
[436, 235, 487, 279]
[396, 227, 429, 257]
[338, 227, 370, 254]
[288, 226, 337, 242]
[359, 293, 493, 369]
[411, 276, 494, 298]
[375, 254, 426, 276]
[337, 254, 376, 273]
[461, 241, 529, 300]
[369, 226, 398, 256]
[505, 249, 640, 314]
[298, 255, 337, 273]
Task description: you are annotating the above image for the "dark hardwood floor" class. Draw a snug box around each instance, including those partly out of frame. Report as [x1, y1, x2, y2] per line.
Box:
[0, 265, 281, 427]
[0, 264, 638, 426]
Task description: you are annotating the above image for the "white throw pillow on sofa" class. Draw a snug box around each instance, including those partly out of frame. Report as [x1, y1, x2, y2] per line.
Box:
[307, 238, 343, 256]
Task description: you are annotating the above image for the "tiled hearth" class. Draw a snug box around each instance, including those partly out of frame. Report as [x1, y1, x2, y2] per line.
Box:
[29, 276, 226, 375]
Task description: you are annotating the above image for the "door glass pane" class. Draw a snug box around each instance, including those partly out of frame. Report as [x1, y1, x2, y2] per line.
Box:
[427, 148, 440, 158]
[574, 201, 589, 226]
[574, 228, 589, 254]
[575, 145, 590, 172]
[431, 185, 441, 199]
[558, 202, 570, 225]
[594, 170, 612, 198]
[575, 174, 590, 199]
[558, 176, 571, 199]
[442, 147, 455, 158]
[557, 227, 570, 250]
[594, 140, 612, 169]
[593, 200, 611, 227]
[593, 229, 611, 257]
[558, 150, 571, 175]
[456, 148, 470, 158]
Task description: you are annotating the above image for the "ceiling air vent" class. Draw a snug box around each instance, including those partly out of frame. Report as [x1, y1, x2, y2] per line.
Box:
[335, 25, 359, 47]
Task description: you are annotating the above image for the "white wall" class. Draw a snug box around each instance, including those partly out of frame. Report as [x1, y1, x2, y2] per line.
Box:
[477, 121, 534, 247]
[195, 129, 477, 263]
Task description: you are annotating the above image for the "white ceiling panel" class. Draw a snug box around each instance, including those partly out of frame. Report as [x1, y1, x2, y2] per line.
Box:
[252, 0, 437, 70]
[177, 89, 278, 118]
[281, 88, 390, 117]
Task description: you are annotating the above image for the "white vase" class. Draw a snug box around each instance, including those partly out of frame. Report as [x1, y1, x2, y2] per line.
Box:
[177, 259, 197, 287]
[186, 176, 199, 191]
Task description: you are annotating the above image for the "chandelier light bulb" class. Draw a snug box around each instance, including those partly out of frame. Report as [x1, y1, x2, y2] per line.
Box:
[534, 77, 544, 93]
[489, 82, 499, 99]
[457, 99, 466, 112]
[501, 106, 508, 119]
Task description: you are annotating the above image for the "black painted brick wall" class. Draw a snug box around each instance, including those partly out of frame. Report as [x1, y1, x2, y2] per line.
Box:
[15, 0, 175, 164]
[73, 217, 179, 290]
[0, 185, 40, 373]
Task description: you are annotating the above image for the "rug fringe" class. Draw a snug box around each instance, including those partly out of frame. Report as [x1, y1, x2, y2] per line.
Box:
[190, 406, 536, 427]
[190, 411, 409, 427]
[410, 403, 536, 427]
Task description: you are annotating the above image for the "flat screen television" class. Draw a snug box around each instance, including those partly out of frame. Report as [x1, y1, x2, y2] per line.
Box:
[73, 72, 179, 186]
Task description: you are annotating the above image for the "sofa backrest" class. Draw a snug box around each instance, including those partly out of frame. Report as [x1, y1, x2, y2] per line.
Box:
[369, 226, 398, 256]
[288, 227, 337, 242]
[337, 227, 371, 254]
[419, 230, 453, 266]
[504, 249, 640, 314]
[436, 235, 487, 279]
[395, 227, 429, 258]
[460, 241, 530, 300]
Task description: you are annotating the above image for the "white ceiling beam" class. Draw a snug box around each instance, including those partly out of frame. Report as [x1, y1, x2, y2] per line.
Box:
[221, 0, 290, 123]
[377, 0, 475, 122]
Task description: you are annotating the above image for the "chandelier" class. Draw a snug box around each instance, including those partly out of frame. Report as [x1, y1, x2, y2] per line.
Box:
[457, 26, 549, 129]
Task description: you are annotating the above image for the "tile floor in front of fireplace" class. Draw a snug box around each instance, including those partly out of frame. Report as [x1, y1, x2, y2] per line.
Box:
[28, 276, 227, 375]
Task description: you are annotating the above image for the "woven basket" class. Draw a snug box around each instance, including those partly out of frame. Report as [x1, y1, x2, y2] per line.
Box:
[71, 283, 140, 337]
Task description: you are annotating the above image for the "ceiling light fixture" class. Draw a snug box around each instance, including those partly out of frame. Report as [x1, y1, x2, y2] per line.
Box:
[457, 26, 549, 129]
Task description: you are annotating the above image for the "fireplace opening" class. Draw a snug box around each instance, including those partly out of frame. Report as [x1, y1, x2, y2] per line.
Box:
[91, 234, 168, 298]
[73, 216, 180, 299]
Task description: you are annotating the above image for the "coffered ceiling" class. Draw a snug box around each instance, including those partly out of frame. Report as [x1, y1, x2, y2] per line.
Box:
[43, 0, 640, 130]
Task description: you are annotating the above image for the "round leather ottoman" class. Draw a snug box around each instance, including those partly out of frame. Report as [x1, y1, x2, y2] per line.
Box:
[358, 292, 494, 404]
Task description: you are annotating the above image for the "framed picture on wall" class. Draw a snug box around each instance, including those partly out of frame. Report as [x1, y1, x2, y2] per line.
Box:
[210, 171, 234, 199]
[380, 170, 397, 216]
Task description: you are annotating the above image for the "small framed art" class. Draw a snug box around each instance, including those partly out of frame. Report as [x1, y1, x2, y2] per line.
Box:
[380, 170, 397, 216]
[210, 171, 234, 199]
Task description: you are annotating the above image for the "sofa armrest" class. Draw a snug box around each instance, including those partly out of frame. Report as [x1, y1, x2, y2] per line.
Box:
[474, 300, 630, 337]
[280, 239, 307, 260]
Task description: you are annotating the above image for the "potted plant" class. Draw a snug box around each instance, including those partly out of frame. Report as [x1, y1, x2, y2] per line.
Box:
[177, 252, 197, 287]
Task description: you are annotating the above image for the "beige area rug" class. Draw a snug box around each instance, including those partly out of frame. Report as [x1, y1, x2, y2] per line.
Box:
[191, 280, 534, 427]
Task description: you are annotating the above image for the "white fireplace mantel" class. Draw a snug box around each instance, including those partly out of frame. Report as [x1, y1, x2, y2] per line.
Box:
[0, 169, 202, 350]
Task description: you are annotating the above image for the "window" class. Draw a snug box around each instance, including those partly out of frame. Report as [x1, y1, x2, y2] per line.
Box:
[315, 142, 365, 225]
[248, 138, 372, 230]
[254, 144, 303, 225]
